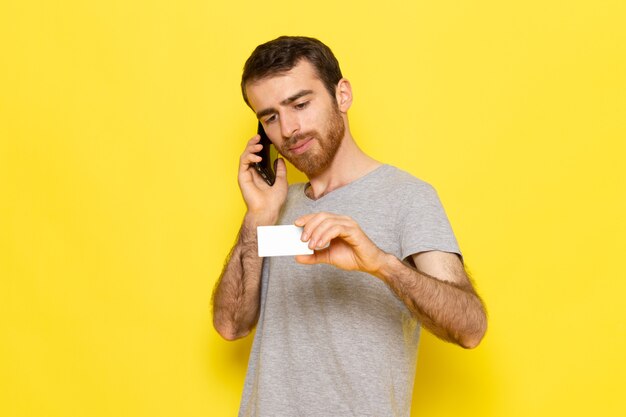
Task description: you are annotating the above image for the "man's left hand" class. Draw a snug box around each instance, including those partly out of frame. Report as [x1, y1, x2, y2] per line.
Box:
[294, 212, 387, 274]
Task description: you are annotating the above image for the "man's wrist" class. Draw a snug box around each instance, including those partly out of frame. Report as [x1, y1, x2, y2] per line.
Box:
[244, 211, 279, 228]
[372, 252, 404, 282]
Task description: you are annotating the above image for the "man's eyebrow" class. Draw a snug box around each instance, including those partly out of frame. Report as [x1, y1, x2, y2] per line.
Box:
[255, 90, 314, 119]
[256, 107, 276, 120]
[280, 89, 313, 105]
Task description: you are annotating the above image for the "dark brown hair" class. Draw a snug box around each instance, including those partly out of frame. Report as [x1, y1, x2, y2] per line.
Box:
[241, 36, 343, 107]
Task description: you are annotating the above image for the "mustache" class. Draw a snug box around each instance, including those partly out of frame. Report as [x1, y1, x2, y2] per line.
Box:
[283, 131, 318, 149]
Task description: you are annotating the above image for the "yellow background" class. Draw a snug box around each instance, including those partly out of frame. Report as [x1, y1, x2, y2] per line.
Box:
[1, 1, 624, 416]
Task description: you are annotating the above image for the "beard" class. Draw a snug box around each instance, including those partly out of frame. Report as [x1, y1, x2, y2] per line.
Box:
[278, 105, 345, 177]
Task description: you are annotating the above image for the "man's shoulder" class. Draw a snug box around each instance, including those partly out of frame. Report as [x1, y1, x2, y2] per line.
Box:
[374, 164, 437, 195]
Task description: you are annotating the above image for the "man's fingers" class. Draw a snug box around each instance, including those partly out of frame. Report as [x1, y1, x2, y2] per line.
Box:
[311, 223, 352, 250]
[297, 213, 331, 242]
[239, 139, 264, 171]
[239, 135, 263, 168]
[295, 213, 358, 246]
[247, 143, 263, 154]
[294, 212, 318, 227]
[295, 248, 330, 265]
[295, 254, 316, 264]
[247, 134, 261, 145]
[239, 152, 262, 174]
[306, 221, 348, 250]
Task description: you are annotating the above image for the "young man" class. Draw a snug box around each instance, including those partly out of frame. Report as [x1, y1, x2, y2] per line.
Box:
[213, 36, 487, 416]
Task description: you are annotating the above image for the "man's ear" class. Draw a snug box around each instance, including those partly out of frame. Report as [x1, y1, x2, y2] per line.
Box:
[335, 78, 353, 113]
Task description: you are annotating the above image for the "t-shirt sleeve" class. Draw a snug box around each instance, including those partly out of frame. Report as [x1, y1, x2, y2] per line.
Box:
[399, 182, 462, 262]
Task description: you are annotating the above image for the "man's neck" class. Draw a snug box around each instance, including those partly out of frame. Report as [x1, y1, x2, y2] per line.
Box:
[305, 133, 381, 200]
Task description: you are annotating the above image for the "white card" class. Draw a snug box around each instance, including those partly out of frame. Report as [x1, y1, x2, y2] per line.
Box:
[257, 225, 314, 257]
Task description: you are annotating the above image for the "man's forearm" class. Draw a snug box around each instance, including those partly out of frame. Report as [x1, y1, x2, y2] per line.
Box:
[375, 254, 487, 349]
[212, 214, 266, 341]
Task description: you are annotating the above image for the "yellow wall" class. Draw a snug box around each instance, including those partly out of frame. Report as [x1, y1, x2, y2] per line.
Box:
[1, 1, 624, 416]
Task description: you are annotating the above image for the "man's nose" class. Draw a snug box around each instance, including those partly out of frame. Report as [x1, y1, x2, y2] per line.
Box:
[280, 113, 299, 140]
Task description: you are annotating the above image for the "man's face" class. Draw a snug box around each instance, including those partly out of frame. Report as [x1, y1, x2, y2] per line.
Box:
[245, 60, 345, 177]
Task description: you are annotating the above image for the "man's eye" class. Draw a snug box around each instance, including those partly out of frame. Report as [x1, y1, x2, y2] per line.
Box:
[265, 115, 277, 124]
[295, 101, 309, 110]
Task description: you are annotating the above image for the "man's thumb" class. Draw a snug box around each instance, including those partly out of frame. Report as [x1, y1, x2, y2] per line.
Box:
[274, 158, 287, 179]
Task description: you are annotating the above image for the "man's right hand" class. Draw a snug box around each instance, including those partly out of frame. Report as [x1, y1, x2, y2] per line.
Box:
[238, 134, 288, 225]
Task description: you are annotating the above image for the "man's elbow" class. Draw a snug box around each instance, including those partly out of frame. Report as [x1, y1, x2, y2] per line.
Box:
[213, 319, 251, 341]
[458, 321, 487, 349]
[217, 328, 249, 342]
[459, 333, 483, 349]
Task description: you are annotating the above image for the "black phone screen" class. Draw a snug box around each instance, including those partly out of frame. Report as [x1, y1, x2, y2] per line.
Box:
[254, 122, 279, 186]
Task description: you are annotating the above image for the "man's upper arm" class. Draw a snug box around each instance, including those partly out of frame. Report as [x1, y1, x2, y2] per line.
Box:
[410, 251, 472, 288]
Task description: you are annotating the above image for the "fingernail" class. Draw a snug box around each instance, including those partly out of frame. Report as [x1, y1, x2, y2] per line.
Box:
[301, 232, 308, 241]
[309, 240, 316, 249]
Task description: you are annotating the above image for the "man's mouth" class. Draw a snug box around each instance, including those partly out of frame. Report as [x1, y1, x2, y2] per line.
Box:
[289, 137, 314, 155]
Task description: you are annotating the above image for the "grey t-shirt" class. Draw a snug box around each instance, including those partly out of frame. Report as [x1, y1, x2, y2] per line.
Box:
[239, 164, 461, 417]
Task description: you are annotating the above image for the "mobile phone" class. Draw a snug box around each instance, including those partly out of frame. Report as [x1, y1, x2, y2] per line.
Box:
[254, 122, 279, 186]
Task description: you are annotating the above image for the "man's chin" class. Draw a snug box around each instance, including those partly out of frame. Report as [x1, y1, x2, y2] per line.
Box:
[286, 155, 326, 178]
